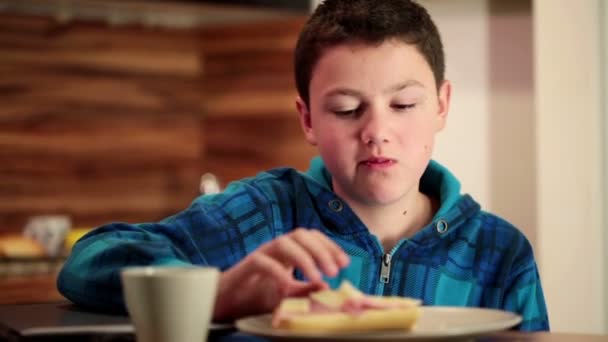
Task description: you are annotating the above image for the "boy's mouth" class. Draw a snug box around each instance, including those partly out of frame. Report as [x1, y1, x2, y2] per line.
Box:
[360, 157, 396, 168]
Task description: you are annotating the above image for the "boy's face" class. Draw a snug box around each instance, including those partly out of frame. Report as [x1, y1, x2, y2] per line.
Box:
[297, 40, 451, 206]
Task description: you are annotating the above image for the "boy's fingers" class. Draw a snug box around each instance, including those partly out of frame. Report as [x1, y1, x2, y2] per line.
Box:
[264, 235, 322, 283]
[308, 229, 351, 268]
[242, 252, 292, 289]
[291, 229, 342, 277]
[285, 279, 329, 297]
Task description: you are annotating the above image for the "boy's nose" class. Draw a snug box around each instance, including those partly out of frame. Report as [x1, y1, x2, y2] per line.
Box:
[360, 113, 390, 146]
[363, 134, 388, 146]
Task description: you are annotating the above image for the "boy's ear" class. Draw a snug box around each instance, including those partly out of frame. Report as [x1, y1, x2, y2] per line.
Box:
[435, 80, 451, 132]
[296, 96, 318, 146]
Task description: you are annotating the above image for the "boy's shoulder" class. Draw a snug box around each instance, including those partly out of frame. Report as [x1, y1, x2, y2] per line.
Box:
[243, 162, 330, 189]
[459, 207, 535, 258]
[222, 166, 326, 199]
[437, 192, 533, 253]
[243, 166, 309, 187]
[451, 200, 526, 237]
[471, 209, 520, 232]
[478, 210, 528, 240]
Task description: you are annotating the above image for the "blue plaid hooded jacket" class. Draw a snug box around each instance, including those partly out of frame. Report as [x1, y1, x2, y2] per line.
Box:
[57, 157, 549, 331]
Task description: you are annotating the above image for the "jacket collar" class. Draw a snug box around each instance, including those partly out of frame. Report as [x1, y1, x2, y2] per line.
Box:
[305, 156, 461, 213]
[303, 156, 480, 241]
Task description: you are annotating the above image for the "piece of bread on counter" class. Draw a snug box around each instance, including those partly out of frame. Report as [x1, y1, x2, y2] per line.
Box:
[0, 234, 46, 258]
[272, 281, 421, 333]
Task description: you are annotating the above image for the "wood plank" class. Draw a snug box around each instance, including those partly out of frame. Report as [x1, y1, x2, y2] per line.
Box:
[0, 14, 55, 34]
[199, 15, 316, 185]
[199, 16, 306, 44]
[0, 14, 203, 48]
[203, 116, 316, 184]
[0, 50, 200, 77]
[199, 73, 293, 93]
[202, 51, 294, 76]
[203, 90, 298, 118]
[0, 116, 201, 162]
[0, 14, 204, 233]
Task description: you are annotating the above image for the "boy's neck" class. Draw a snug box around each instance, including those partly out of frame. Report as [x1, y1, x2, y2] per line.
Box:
[348, 190, 438, 252]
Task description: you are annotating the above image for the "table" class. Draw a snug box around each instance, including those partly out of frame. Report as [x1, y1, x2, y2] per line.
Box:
[3, 331, 606, 342]
[479, 331, 607, 342]
[0, 302, 605, 342]
[217, 331, 608, 342]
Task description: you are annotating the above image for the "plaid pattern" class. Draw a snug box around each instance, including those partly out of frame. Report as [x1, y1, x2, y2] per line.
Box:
[57, 158, 549, 331]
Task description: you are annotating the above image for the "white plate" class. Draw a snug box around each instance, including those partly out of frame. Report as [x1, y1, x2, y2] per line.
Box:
[236, 307, 521, 342]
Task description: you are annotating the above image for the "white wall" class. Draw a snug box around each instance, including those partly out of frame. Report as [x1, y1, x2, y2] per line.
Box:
[534, 0, 605, 334]
[602, 0, 608, 333]
[421, 0, 492, 212]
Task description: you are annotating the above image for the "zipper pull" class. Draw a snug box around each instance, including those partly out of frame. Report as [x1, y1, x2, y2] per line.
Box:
[380, 253, 392, 283]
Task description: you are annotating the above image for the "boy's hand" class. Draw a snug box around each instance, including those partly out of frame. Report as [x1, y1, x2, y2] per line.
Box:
[212, 228, 350, 322]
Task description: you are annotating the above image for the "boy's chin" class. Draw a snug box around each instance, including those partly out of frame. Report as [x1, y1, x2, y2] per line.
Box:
[360, 190, 405, 206]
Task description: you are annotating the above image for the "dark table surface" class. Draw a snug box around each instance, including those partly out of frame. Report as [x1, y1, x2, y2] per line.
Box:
[5, 331, 607, 342]
[0, 302, 605, 342]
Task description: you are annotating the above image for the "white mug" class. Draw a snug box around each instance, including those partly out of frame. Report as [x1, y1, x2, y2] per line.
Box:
[121, 266, 219, 342]
[23, 215, 71, 257]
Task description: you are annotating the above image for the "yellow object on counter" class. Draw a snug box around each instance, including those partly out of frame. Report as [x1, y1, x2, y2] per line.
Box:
[65, 228, 92, 251]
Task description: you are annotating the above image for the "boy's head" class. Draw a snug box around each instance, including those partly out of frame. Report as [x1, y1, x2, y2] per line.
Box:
[293, 0, 451, 207]
[295, 0, 445, 107]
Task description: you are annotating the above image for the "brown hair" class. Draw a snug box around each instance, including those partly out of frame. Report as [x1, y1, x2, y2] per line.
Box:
[294, 0, 445, 106]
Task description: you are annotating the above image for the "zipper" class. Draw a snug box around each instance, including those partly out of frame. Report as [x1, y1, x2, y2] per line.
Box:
[380, 253, 392, 283]
[373, 237, 407, 295]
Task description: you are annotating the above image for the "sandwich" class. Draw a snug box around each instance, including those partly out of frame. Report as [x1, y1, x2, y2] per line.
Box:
[0, 234, 46, 258]
[272, 281, 421, 333]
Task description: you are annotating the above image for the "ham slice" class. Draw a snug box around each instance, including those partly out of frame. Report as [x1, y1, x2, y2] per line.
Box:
[272, 281, 421, 333]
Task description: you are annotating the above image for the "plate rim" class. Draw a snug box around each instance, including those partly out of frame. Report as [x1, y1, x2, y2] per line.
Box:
[235, 306, 522, 340]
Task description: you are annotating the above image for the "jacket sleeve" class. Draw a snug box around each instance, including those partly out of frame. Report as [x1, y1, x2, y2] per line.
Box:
[56, 180, 277, 313]
[502, 237, 550, 331]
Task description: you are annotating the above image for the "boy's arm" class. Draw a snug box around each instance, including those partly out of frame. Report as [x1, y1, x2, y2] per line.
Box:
[57, 181, 276, 313]
[502, 242, 550, 331]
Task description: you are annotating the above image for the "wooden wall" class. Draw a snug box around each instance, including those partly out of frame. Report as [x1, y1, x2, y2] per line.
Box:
[200, 18, 317, 183]
[0, 13, 316, 233]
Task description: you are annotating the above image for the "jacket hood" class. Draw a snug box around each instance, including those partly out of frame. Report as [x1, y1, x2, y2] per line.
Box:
[304, 156, 481, 242]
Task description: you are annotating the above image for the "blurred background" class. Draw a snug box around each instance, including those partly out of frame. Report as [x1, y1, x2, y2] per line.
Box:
[0, 0, 606, 335]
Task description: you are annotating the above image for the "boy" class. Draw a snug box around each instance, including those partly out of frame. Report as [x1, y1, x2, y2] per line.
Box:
[57, 0, 549, 331]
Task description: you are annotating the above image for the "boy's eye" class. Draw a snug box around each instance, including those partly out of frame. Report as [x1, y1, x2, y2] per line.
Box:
[333, 108, 359, 117]
[393, 103, 416, 111]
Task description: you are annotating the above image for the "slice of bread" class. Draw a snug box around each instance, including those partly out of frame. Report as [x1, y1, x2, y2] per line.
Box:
[273, 281, 421, 333]
[0, 234, 46, 258]
[276, 307, 421, 333]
